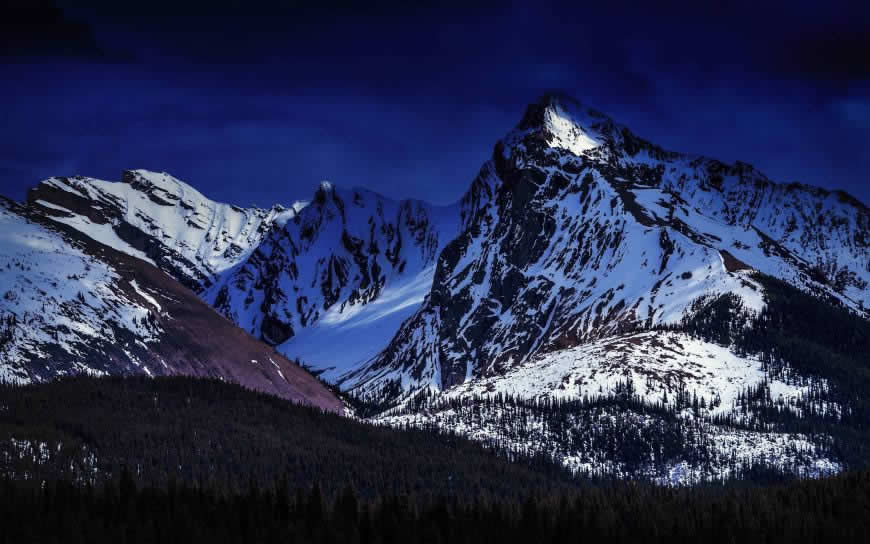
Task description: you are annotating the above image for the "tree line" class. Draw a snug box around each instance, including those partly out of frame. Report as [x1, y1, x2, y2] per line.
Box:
[2, 468, 869, 543]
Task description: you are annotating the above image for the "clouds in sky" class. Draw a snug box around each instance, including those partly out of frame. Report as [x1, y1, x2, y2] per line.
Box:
[1, 1, 868, 206]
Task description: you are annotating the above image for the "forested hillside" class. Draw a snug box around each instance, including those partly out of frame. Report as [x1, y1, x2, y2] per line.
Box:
[673, 273, 870, 467]
[2, 375, 868, 543]
[0, 376, 574, 499]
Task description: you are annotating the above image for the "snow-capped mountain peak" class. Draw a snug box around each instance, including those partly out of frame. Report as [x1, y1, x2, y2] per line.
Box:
[513, 94, 609, 157]
[349, 94, 868, 400]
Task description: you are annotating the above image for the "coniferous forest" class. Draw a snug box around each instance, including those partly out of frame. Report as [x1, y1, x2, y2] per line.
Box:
[2, 458, 870, 543]
[0, 376, 577, 499]
[672, 273, 870, 467]
[2, 375, 870, 542]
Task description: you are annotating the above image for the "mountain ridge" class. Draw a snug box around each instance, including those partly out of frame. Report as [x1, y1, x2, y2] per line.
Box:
[13, 95, 868, 399]
[27, 169, 304, 291]
[4, 93, 869, 481]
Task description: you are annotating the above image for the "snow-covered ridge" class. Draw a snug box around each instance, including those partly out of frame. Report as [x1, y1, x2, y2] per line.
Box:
[0, 198, 342, 410]
[11, 95, 868, 409]
[29, 169, 466, 382]
[30, 169, 302, 289]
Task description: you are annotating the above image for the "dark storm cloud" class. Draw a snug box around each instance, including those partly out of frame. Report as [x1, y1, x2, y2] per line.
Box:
[776, 30, 870, 84]
[1, 1, 868, 207]
[1, 0, 103, 58]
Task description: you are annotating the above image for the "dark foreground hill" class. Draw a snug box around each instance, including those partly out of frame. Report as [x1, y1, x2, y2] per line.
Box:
[0, 376, 575, 499]
[2, 377, 870, 542]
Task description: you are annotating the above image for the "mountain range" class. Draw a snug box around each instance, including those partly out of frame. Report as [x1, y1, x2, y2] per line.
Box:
[2, 94, 868, 482]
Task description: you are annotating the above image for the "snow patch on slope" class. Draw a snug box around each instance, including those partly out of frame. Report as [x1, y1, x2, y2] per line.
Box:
[542, 100, 603, 155]
[443, 331, 821, 417]
[281, 266, 436, 382]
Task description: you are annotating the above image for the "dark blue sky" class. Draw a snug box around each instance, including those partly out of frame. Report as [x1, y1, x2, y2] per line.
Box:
[2, 1, 868, 207]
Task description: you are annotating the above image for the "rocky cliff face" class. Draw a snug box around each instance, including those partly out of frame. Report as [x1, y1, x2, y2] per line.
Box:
[348, 95, 869, 399]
